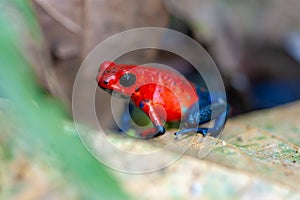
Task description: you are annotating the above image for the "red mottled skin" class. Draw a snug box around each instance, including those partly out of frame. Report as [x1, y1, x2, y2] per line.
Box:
[97, 61, 199, 137]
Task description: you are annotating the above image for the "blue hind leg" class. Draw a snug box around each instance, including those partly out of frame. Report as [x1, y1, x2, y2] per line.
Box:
[174, 98, 228, 137]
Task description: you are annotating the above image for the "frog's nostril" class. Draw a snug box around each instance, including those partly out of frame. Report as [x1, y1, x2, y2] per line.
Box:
[103, 80, 109, 85]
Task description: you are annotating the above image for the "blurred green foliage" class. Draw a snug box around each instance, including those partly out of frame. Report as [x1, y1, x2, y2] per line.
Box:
[0, 0, 129, 199]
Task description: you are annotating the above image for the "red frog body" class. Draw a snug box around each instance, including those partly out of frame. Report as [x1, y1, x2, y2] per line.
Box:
[97, 61, 227, 138]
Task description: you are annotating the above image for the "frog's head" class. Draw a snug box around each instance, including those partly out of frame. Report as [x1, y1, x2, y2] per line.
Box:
[97, 61, 138, 98]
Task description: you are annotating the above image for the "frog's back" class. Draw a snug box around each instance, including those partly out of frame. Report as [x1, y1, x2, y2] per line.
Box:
[130, 65, 199, 121]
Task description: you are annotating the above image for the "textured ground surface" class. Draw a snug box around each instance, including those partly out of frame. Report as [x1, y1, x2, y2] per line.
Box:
[1, 100, 300, 199]
[114, 101, 300, 199]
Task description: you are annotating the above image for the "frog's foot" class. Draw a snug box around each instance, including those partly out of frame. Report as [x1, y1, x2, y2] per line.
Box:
[174, 127, 208, 138]
[137, 126, 165, 139]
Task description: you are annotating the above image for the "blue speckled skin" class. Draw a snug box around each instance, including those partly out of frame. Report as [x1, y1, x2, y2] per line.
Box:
[174, 88, 228, 137]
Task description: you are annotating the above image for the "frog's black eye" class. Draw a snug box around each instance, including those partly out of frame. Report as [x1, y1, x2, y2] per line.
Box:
[119, 73, 136, 87]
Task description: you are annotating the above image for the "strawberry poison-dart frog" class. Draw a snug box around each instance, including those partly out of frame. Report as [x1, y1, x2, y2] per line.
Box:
[97, 61, 227, 138]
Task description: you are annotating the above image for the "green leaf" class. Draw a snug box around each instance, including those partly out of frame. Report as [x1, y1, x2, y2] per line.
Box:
[0, 1, 130, 199]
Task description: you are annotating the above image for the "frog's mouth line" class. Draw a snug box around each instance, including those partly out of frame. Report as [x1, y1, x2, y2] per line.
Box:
[103, 88, 130, 99]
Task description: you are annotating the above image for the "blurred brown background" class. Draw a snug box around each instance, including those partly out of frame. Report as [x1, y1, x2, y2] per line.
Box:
[32, 0, 300, 127]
